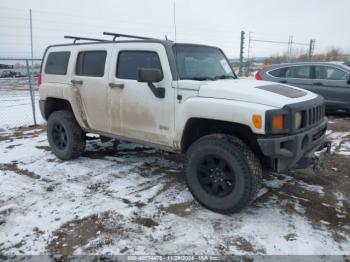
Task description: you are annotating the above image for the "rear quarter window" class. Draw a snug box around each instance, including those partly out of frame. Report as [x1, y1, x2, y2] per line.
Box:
[268, 67, 287, 78]
[45, 51, 70, 75]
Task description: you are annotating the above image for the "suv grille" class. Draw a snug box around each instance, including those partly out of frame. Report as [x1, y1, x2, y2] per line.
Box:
[304, 104, 325, 128]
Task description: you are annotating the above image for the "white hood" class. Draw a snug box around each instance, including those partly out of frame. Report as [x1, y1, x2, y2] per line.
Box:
[198, 79, 318, 108]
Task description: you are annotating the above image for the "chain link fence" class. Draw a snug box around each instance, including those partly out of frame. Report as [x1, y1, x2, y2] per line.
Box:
[0, 58, 43, 131]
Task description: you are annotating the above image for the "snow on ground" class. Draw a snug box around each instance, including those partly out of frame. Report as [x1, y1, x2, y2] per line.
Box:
[0, 79, 44, 130]
[0, 79, 349, 255]
[0, 118, 350, 256]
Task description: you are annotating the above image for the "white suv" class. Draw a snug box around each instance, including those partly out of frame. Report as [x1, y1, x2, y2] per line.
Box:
[38, 33, 328, 214]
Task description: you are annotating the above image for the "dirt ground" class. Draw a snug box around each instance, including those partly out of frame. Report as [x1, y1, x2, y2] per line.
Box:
[0, 116, 349, 256]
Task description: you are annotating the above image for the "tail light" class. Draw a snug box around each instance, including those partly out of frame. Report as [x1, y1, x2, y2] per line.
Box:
[255, 70, 262, 80]
[37, 72, 42, 86]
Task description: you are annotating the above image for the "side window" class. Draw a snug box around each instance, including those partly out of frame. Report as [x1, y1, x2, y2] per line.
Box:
[116, 51, 162, 80]
[315, 66, 348, 80]
[285, 66, 311, 79]
[268, 67, 287, 78]
[76, 51, 107, 77]
[45, 51, 70, 75]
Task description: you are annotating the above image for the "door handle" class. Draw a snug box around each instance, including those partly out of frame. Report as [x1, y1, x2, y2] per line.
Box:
[280, 80, 288, 83]
[71, 79, 83, 85]
[109, 82, 124, 89]
[314, 82, 323, 86]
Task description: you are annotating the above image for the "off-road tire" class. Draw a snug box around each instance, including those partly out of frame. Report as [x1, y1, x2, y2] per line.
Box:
[47, 110, 86, 160]
[184, 134, 262, 214]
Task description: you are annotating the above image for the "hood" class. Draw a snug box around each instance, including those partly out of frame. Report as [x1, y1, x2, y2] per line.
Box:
[198, 79, 318, 108]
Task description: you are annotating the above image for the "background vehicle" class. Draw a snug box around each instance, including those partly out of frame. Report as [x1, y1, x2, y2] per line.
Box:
[38, 33, 328, 214]
[256, 62, 350, 113]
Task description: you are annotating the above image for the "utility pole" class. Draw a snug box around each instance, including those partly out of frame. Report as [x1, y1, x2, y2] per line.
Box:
[287, 35, 293, 63]
[246, 32, 252, 76]
[308, 39, 315, 62]
[239, 30, 245, 77]
[29, 9, 37, 125]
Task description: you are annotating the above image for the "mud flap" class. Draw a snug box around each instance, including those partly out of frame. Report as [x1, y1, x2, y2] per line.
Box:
[312, 141, 332, 175]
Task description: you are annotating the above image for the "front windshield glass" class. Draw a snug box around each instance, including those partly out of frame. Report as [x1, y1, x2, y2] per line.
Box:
[173, 44, 236, 80]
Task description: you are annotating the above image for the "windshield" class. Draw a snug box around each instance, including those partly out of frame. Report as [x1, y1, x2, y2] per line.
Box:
[173, 44, 237, 80]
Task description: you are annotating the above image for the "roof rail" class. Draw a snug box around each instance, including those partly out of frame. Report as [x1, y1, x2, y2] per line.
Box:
[103, 32, 154, 41]
[64, 35, 108, 44]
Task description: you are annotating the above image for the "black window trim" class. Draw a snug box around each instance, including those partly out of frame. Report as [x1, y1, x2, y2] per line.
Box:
[44, 51, 71, 75]
[75, 50, 107, 77]
[116, 50, 164, 81]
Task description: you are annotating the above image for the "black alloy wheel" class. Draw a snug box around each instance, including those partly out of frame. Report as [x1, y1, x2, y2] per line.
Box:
[52, 123, 68, 150]
[197, 154, 235, 197]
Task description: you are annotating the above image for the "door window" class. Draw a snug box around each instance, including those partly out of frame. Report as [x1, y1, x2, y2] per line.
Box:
[314, 66, 348, 80]
[285, 66, 311, 79]
[116, 51, 162, 80]
[76, 51, 107, 77]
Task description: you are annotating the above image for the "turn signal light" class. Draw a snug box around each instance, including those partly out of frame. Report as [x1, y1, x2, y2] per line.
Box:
[273, 115, 284, 130]
[252, 114, 262, 129]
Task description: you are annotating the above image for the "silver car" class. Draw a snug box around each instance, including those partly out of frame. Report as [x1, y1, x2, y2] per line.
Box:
[256, 62, 350, 112]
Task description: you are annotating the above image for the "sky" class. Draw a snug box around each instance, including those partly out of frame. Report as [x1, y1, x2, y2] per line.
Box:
[0, 0, 349, 60]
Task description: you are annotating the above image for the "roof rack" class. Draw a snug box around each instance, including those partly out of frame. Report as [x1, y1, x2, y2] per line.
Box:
[103, 32, 154, 41]
[64, 35, 108, 43]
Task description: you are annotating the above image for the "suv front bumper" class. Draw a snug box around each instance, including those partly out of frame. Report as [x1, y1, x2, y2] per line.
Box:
[257, 117, 328, 172]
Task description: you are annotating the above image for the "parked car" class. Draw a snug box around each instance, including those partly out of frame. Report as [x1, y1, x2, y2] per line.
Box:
[38, 33, 329, 214]
[0, 70, 27, 78]
[256, 62, 350, 113]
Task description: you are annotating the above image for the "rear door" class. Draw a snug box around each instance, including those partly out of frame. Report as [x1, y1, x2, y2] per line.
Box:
[71, 45, 111, 132]
[312, 65, 350, 110]
[283, 65, 314, 91]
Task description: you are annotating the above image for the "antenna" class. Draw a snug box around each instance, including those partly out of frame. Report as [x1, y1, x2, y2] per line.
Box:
[103, 32, 154, 41]
[173, 0, 180, 93]
[173, 0, 177, 43]
[64, 35, 107, 43]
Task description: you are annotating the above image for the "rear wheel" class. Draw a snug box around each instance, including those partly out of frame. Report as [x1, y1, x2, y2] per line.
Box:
[184, 134, 262, 214]
[47, 110, 86, 160]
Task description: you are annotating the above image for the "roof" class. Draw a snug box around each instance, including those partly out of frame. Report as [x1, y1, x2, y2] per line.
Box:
[266, 61, 350, 71]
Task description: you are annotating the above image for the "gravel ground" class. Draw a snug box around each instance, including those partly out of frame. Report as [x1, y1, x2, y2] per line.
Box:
[0, 116, 349, 256]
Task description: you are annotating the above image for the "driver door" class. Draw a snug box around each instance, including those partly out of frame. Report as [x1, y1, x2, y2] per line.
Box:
[109, 43, 175, 147]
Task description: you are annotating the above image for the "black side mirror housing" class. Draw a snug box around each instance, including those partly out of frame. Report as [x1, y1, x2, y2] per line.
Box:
[138, 68, 162, 83]
[347, 75, 350, 85]
[137, 68, 165, 98]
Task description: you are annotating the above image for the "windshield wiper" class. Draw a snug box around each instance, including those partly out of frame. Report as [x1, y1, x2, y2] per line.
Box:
[213, 75, 236, 80]
[183, 76, 214, 81]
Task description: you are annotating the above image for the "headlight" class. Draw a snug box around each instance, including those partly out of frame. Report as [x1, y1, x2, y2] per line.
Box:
[295, 112, 302, 129]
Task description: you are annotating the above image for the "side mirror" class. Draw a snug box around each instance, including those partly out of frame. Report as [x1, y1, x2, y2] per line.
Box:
[347, 75, 350, 85]
[137, 68, 165, 98]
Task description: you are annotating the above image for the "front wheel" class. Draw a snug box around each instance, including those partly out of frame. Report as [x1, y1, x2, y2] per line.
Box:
[47, 110, 86, 160]
[183, 134, 262, 214]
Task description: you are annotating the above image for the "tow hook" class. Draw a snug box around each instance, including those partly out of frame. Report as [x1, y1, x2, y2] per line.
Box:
[312, 141, 332, 175]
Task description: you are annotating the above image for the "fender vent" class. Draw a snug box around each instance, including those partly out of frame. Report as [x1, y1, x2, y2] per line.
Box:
[256, 84, 307, 98]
